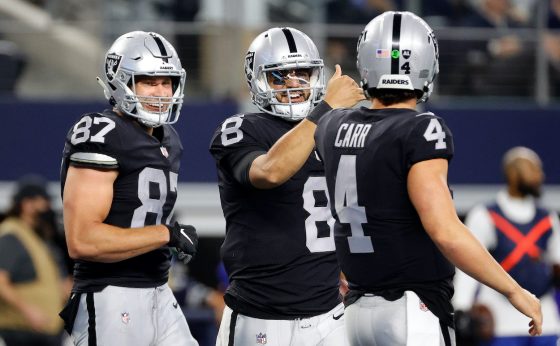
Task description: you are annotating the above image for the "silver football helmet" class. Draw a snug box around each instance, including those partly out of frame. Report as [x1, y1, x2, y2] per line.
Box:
[244, 27, 325, 121]
[97, 31, 186, 127]
[357, 11, 439, 103]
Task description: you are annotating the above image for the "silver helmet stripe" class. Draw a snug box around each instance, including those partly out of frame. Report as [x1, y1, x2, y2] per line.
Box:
[281, 28, 298, 53]
[391, 12, 402, 74]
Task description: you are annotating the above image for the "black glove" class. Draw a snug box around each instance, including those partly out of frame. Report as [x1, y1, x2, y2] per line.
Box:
[177, 249, 193, 264]
[166, 222, 198, 263]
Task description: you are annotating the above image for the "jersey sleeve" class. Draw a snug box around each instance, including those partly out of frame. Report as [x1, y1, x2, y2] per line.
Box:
[405, 114, 454, 166]
[209, 115, 268, 175]
[65, 113, 122, 170]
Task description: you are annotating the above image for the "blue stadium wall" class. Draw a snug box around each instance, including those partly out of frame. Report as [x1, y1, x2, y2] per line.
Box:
[1, 100, 559, 184]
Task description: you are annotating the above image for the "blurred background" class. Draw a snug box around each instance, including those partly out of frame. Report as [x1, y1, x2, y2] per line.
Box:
[0, 0, 559, 345]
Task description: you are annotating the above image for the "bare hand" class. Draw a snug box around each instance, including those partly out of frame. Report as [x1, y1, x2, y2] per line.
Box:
[506, 288, 542, 336]
[323, 64, 366, 108]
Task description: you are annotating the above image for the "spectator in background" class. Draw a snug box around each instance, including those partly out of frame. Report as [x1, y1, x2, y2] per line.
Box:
[454, 147, 560, 345]
[327, 0, 398, 24]
[0, 176, 69, 346]
[324, 39, 357, 85]
[443, 0, 535, 97]
[0, 39, 26, 97]
[461, 0, 528, 28]
[544, 0, 560, 97]
[421, 0, 471, 26]
[172, 0, 201, 86]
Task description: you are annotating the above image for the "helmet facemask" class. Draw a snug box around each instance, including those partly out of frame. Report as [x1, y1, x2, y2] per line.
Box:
[117, 73, 185, 127]
[254, 62, 324, 121]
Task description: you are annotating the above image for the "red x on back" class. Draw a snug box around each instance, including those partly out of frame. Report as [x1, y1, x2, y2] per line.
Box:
[489, 211, 552, 272]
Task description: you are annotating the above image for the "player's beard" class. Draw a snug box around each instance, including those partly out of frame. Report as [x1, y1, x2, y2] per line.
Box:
[517, 181, 542, 198]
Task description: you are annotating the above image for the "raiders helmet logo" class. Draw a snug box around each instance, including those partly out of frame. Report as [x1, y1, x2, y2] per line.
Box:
[105, 53, 122, 82]
[428, 32, 439, 59]
[245, 51, 255, 82]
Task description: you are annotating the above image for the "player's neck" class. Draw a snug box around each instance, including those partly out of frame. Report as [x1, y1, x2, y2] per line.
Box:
[114, 109, 154, 136]
[370, 98, 417, 110]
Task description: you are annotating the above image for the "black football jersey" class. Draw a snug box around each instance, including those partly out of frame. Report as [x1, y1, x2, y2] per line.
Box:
[209, 113, 340, 318]
[315, 107, 455, 291]
[60, 109, 182, 292]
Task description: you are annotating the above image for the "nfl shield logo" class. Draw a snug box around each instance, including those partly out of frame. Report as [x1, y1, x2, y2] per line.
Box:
[105, 53, 122, 82]
[160, 146, 169, 158]
[121, 312, 130, 324]
[256, 332, 267, 344]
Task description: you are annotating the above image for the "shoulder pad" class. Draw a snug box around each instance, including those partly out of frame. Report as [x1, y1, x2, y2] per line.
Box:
[66, 112, 122, 168]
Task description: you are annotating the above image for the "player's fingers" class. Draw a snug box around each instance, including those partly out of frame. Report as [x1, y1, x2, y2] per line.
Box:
[529, 319, 542, 336]
[331, 64, 342, 79]
[352, 82, 366, 100]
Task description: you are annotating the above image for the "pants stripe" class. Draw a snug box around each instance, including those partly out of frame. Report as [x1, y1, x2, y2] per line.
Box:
[440, 320, 451, 346]
[228, 310, 238, 346]
[86, 292, 97, 346]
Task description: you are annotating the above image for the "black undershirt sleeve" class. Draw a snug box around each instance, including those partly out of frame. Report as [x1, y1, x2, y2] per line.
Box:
[231, 150, 267, 186]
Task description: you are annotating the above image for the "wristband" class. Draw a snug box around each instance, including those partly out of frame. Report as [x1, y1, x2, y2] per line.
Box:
[306, 101, 333, 124]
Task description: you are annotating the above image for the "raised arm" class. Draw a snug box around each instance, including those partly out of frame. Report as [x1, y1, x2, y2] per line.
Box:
[63, 166, 170, 263]
[407, 158, 542, 336]
[250, 64, 365, 188]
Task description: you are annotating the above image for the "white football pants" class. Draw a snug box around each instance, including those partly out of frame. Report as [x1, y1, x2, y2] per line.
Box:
[345, 291, 455, 346]
[216, 302, 347, 346]
[70, 284, 198, 346]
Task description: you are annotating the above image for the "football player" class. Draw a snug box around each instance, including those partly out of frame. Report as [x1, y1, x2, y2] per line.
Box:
[59, 31, 199, 345]
[209, 27, 364, 345]
[312, 11, 543, 345]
